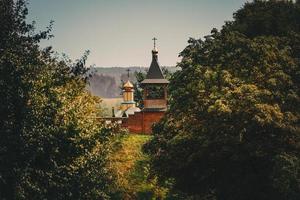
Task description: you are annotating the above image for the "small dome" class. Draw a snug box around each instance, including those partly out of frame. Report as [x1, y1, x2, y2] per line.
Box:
[123, 80, 134, 88]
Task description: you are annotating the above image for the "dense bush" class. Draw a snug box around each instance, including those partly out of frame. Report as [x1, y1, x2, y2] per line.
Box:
[0, 0, 124, 199]
[144, 1, 300, 200]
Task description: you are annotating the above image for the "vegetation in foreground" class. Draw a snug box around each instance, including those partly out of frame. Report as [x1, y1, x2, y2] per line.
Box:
[144, 1, 300, 200]
[0, 0, 125, 199]
[109, 134, 171, 200]
[1, 0, 300, 200]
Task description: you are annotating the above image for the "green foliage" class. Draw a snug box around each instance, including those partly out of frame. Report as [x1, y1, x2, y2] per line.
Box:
[0, 0, 124, 199]
[226, 0, 300, 38]
[109, 135, 171, 200]
[144, 1, 300, 200]
[134, 70, 147, 108]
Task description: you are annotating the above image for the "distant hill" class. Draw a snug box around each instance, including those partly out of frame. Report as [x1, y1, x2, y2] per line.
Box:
[87, 66, 179, 98]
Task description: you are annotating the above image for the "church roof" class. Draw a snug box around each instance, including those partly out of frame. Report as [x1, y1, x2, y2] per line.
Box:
[141, 48, 169, 85]
[115, 107, 141, 118]
[146, 50, 164, 79]
[123, 80, 134, 88]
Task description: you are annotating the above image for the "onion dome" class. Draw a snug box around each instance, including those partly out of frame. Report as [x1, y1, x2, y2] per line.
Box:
[123, 80, 134, 88]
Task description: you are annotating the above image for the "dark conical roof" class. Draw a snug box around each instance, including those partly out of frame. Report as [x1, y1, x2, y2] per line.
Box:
[141, 49, 169, 84]
[146, 50, 164, 79]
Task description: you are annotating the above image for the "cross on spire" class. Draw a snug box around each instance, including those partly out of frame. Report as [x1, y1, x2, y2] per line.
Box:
[152, 37, 157, 49]
[126, 69, 130, 79]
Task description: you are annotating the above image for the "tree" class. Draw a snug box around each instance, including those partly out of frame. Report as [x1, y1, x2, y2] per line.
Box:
[0, 0, 123, 199]
[144, 1, 300, 200]
[225, 0, 300, 38]
[133, 70, 147, 108]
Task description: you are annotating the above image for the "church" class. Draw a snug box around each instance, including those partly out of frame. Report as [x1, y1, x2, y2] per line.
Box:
[112, 39, 169, 134]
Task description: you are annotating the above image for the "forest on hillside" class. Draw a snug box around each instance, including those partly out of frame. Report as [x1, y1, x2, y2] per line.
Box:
[88, 67, 178, 98]
[1, 0, 300, 200]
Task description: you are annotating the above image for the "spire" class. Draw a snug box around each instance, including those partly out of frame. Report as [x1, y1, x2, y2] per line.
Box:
[124, 68, 133, 88]
[146, 38, 164, 79]
[151, 37, 158, 61]
[152, 37, 157, 51]
[141, 38, 169, 84]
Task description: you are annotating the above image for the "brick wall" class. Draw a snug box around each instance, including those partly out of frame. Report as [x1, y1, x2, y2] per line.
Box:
[142, 111, 164, 134]
[144, 99, 167, 109]
[122, 112, 143, 133]
[122, 111, 165, 134]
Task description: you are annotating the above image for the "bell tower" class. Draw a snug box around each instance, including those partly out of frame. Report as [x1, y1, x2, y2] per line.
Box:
[118, 38, 169, 134]
[121, 69, 136, 111]
[141, 38, 169, 111]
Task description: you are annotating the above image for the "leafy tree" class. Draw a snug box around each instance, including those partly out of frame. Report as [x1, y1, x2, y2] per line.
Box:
[0, 0, 123, 199]
[133, 70, 147, 108]
[225, 0, 300, 38]
[144, 1, 300, 200]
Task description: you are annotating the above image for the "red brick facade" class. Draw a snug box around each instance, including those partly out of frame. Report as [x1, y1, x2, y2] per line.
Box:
[122, 111, 165, 134]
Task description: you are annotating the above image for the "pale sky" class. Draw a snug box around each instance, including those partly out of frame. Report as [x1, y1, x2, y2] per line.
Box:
[28, 0, 249, 67]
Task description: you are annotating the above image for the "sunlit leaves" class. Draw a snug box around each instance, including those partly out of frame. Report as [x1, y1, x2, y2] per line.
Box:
[0, 0, 123, 199]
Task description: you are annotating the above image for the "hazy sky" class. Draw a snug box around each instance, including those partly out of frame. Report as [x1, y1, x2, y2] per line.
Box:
[28, 0, 249, 67]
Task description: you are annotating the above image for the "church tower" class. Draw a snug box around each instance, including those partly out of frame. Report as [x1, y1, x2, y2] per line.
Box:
[121, 70, 136, 111]
[141, 38, 169, 111]
[116, 38, 169, 134]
